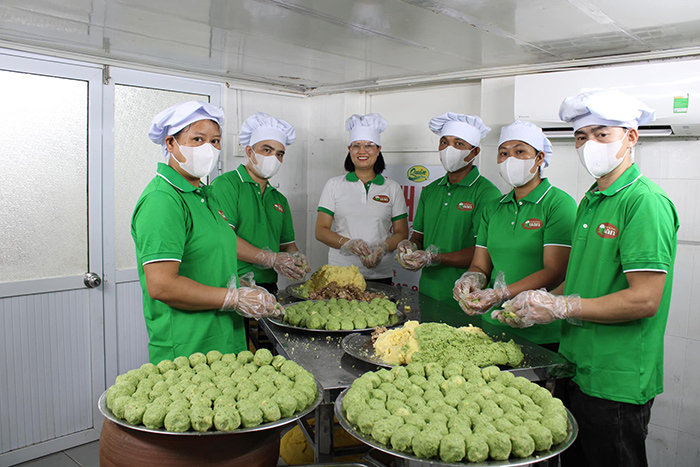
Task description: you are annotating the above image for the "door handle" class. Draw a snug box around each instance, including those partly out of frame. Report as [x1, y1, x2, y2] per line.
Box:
[84, 272, 102, 289]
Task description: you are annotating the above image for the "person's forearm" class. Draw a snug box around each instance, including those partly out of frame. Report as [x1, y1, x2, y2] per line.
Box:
[147, 274, 227, 310]
[316, 226, 346, 250]
[236, 236, 264, 264]
[280, 242, 299, 253]
[409, 232, 424, 250]
[505, 268, 565, 298]
[581, 287, 662, 323]
[436, 247, 475, 268]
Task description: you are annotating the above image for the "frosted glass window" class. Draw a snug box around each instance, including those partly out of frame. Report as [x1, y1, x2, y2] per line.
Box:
[114, 86, 209, 271]
[0, 70, 88, 283]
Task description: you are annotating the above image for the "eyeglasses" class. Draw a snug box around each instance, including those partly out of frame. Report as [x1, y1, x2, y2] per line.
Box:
[349, 143, 378, 152]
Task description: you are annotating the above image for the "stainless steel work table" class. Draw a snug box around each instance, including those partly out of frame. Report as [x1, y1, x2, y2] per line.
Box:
[260, 287, 575, 464]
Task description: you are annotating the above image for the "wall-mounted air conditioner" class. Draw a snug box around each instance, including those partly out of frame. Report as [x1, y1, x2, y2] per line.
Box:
[514, 59, 700, 137]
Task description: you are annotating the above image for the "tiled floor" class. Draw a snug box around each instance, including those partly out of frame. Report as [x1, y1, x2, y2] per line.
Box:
[13, 440, 290, 467]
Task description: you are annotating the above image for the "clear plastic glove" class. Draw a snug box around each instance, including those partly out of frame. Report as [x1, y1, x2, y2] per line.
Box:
[290, 251, 312, 275]
[399, 245, 440, 271]
[452, 271, 488, 304]
[340, 238, 372, 258]
[220, 272, 283, 319]
[362, 242, 389, 269]
[493, 289, 582, 328]
[459, 270, 511, 315]
[254, 248, 308, 281]
[394, 239, 417, 269]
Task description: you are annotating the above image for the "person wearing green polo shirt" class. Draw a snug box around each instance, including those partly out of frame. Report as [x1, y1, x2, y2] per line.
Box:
[132, 101, 279, 364]
[209, 112, 309, 294]
[316, 113, 408, 282]
[501, 90, 679, 467]
[453, 121, 576, 349]
[396, 112, 501, 301]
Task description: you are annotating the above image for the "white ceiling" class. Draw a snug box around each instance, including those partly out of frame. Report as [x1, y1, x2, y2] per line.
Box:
[1, 0, 699, 93]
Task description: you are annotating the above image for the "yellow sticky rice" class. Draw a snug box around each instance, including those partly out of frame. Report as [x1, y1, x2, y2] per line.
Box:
[302, 265, 366, 294]
[373, 320, 523, 368]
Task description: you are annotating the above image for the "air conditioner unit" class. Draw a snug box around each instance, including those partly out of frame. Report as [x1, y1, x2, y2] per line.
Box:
[514, 59, 700, 137]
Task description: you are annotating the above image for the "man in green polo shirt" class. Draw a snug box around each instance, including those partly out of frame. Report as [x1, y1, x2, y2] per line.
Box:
[210, 112, 310, 294]
[396, 113, 501, 301]
[501, 90, 679, 467]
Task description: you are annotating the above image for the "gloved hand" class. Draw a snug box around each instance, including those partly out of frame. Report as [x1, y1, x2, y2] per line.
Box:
[399, 245, 440, 271]
[362, 242, 389, 269]
[340, 238, 372, 258]
[462, 287, 511, 315]
[220, 273, 283, 318]
[254, 249, 307, 281]
[452, 271, 488, 304]
[493, 289, 582, 328]
[394, 239, 417, 269]
[290, 251, 312, 276]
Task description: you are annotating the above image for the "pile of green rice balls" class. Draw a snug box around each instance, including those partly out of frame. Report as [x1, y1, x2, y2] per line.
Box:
[105, 349, 317, 433]
[342, 362, 569, 463]
[283, 298, 398, 330]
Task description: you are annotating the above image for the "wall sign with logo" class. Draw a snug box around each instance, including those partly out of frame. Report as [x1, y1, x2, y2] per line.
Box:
[384, 164, 446, 291]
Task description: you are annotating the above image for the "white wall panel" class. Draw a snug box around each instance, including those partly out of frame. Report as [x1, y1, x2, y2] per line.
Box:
[115, 281, 149, 376]
[0, 291, 92, 454]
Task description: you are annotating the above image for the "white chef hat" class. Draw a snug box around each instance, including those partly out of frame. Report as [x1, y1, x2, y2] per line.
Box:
[559, 89, 656, 131]
[429, 112, 491, 148]
[148, 100, 224, 158]
[239, 112, 296, 148]
[345, 113, 388, 145]
[498, 120, 553, 168]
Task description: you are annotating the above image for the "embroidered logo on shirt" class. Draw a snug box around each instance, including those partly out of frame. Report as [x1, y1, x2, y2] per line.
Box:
[273, 203, 285, 213]
[457, 201, 474, 211]
[596, 223, 619, 238]
[217, 210, 228, 221]
[407, 165, 430, 182]
[522, 218, 543, 230]
[373, 195, 390, 203]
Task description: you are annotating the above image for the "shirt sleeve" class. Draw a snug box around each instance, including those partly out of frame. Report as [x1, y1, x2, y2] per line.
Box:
[132, 190, 187, 264]
[280, 196, 296, 246]
[317, 178, 335, 217]
[412, 186, 426, 235]
[209, 172, 240, 230]
[620, 191, 679, 273]
[391, 181, 408, 221]
[543, 190, 577, 247]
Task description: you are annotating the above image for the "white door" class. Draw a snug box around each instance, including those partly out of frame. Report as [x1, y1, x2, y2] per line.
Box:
[0, 52, 105, 465]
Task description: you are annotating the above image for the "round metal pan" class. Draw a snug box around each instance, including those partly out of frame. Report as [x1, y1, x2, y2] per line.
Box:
[334, 387, 578, 466]
[285, 280, 399, 302]
[98, 379, 322, 436]
[341, 332, 393, 368]
[267, 305, 407, 334]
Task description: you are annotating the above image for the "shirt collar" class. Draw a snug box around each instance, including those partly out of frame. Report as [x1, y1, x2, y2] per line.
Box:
[500, 178, 553, 205]
[438, 165, 481, 187]
[345, 172, 385, 185]
[236, 163, 277, 192]
[587, 163, 643, 198]
[156, 162, 201, 193]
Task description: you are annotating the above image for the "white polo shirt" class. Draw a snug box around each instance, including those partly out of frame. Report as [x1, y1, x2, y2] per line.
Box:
[318, 172, 408, 279]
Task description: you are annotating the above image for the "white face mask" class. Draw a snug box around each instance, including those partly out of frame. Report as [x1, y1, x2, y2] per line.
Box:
[439, 146, 476, 173]
[250, 152, 282, 179]
[576, 130, 629, 178]
[498, 156, 539, 188]
[172, 140, 220, 179]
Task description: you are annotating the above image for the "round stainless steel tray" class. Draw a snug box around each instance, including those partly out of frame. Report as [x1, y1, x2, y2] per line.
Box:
[267, 304, 407, 334]
[334, 387, 578, 467]
[285, 280, 399, 301]
[98, 379, 322, 436]
[341, 332, 393, 368]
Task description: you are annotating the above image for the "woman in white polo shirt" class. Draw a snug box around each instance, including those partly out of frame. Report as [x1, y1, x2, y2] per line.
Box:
[315, 113, 409, 284]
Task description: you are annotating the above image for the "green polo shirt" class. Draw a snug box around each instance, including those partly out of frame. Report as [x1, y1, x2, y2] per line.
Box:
[476, 179, 577, 344]
[561, 164, 678, 404]
[413, 166, 501, 301]
[209, 164, 296, 284]
[132, 163, 246, 364]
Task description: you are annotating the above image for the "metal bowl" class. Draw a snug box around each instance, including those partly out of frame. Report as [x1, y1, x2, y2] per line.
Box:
[341, 332, 393, 368]
[98, 379, 322, 436]
[267, 302, 407, 334]
[334, 387, 578, 467]
[285, 280, 399, 302]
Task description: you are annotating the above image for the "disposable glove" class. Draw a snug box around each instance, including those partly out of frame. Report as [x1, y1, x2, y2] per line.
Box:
[452, 271, 488, 304]
[254, 249, 308, 281]
[493, 289, 582, 328]
[458, 270, 510, 315]
[220, 273, 283, 318]
[362, 242, 389, 269]
[339, 238, 372, 258]
[394, 239, 417, 269]
[399, 245, 440, 271]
